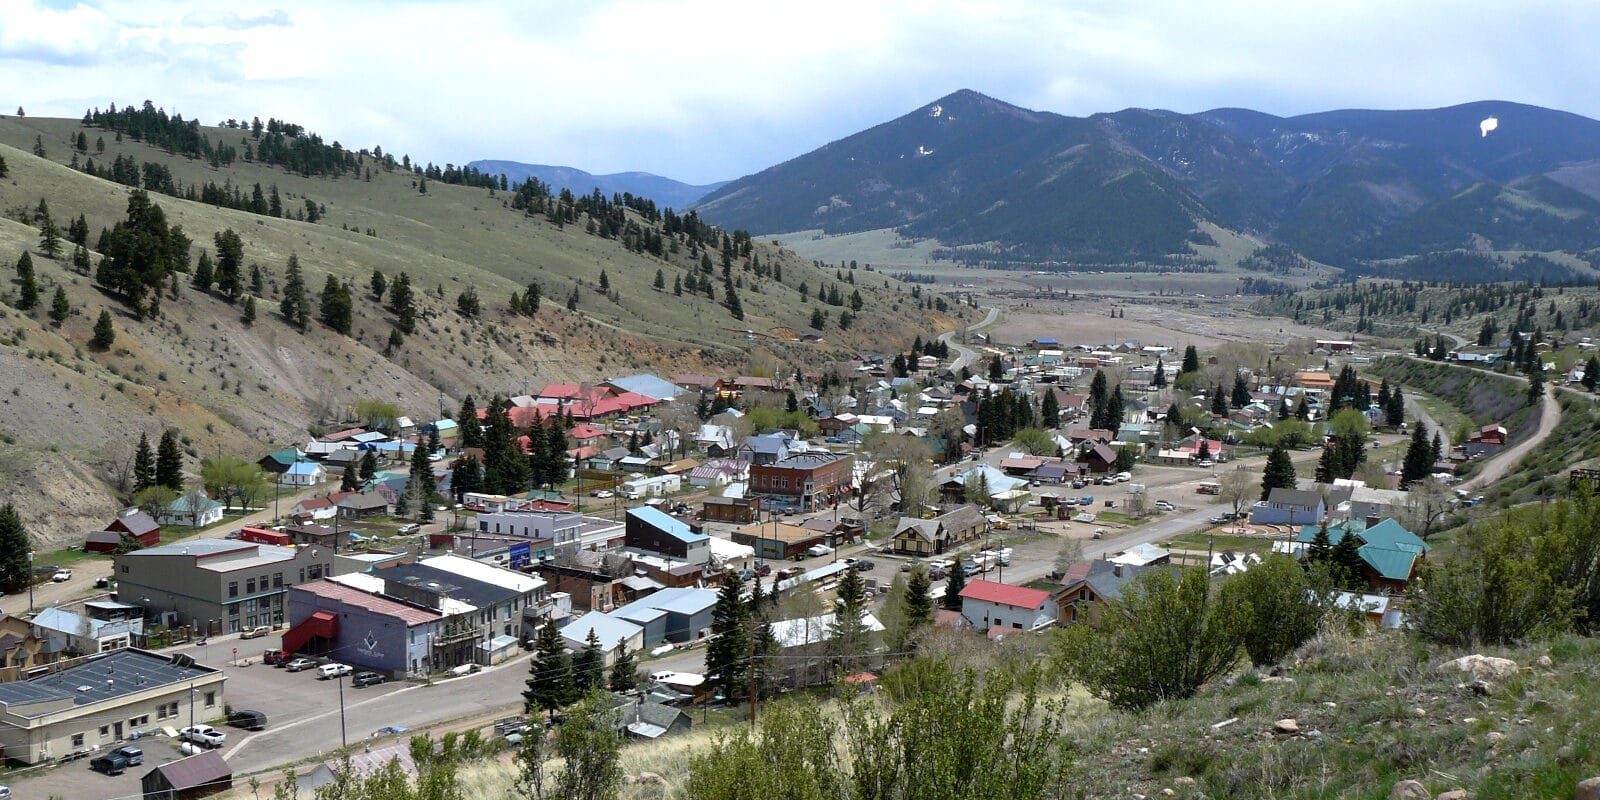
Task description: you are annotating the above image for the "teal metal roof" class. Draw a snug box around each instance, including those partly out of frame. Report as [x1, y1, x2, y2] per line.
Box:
[1359, 543, 1423, 581]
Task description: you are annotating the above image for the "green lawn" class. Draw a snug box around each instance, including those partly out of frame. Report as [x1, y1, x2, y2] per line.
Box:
[1162, 532, 1284, 556]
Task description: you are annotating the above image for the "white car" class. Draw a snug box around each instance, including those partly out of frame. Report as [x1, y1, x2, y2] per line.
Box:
[450, 663, 481, 676]
[1114, 472, 1132, 483]
[1155, 500, 1177, 511]
[51, 569, 72, 582]
[318, 663, 353, 680]
[179, 724, 226, 748]
[590, 490, 614, 499]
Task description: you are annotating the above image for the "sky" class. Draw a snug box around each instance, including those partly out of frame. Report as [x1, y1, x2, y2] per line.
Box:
[3, 0, 1597, 185]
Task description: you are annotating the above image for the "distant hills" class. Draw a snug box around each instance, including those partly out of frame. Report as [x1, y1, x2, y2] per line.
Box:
[468, 160, 725, 209]
[696, 89, 1600, 278]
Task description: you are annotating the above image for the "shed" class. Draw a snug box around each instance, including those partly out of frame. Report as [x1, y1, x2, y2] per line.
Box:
[141, 750, 232, 800]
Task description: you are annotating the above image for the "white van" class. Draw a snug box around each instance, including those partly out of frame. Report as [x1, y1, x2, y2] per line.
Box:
[318, 663, 352, 680]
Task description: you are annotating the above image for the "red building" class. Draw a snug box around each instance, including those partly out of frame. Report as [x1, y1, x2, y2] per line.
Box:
[749, 452, 853, 513]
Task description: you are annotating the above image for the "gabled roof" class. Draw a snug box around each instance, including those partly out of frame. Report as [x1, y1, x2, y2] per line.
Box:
[959, 579, 1051, 610]
[562, 611, 642, 651]
[108, 507, 159, 535]
[150, 750, 231, 790]
[1359, 544, 1424, 581]
[1266, 487, 1324, 509]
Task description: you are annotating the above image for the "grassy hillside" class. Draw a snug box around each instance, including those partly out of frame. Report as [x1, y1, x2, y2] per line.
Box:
[0, 112, 952, 547]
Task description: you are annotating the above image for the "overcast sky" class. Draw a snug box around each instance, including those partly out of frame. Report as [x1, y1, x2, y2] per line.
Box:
[3, 0, 1596, 184]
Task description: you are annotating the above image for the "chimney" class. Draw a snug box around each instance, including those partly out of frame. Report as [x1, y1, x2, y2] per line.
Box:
[1113, 563, 1123, 578]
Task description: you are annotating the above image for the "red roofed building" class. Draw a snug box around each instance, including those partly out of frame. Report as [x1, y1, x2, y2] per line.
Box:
[957, 579, 1055, 634]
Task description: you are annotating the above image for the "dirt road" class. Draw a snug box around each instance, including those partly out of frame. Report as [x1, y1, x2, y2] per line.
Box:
[941, 306, 1000, 373]
[1462, 384, 1560, 491]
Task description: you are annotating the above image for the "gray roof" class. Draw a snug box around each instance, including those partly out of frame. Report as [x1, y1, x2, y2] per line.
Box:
[120, 539, 253, 558]
[381, 563, 520, 607]
[607, 374, 683, 402]
[0, 648, 214, 713]
[1267, 488, 1324, 509]
[1077, 561, 1158, 603]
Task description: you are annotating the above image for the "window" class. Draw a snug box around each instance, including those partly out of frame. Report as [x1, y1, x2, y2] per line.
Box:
[273, 573, 284, 588]
[228, 581, 238, 598]
[129, 715, 148, 728]
[246, 578, 256, 594]
[204, 691, 215, 707]
[99, 725, 109, 736]
[72, 733, 84, 747]
[121, 565, 130, 574]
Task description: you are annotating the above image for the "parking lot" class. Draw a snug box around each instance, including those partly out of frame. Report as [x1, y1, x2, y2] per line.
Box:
[4, 725, 194, 800]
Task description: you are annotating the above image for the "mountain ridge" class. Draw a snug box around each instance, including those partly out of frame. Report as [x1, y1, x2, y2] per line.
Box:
[467, 160, 726, 209]
[696, 90, 1600, 275]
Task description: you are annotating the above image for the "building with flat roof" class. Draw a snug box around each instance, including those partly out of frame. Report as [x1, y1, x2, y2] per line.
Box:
[748, 452, 852, 513]
[285, 578, 470, 677]
[113, 539, 336, 635]
[0, 648, 225, 764]
[731, 520, 827, 561]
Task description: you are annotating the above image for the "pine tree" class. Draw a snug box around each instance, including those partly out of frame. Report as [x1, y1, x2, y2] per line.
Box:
[724, 277, 743, 320]
[524, 618, 574, 719]
[457, 396, 485, 449]
[673, 274, 682, 296]
[567, 286, 579, 311]
[1582, 356, 1600, 392]
[249, 264, 264, 297]
[369, 269, 387, 301]
[1151, 355, 1167, 388]
[1308, 520, 1333, 564]
[609, 641, 637, 691]
[90, 309, 115, 349]
[904, 567, 933, 644]
[705, 572, 751, 701]
[241, 296, 257, 325]
[810, 307, 826, 330]
[15, 252, 38, 310]
[48, 286, 69, 325]
[1180, 345, 1200, 374]
[213, 230, 245, 302]
[280, 254, 308, 330]
[191, 250, 214, 291]
[359, 449, 379, 481]
[456, 287, 480, 317]
[598, 269, 610, 292]
[1431, 432, 1444, 465]
[1260, 444, 1296, 500]
[155, 429, 183, 490]
[1399, 423, 1433, 489]
[1294, 397, 1311, 421]
[943, 563, 966, 610]
[1231, 374, 1250, 408]
[653, 269, 665, 290]
[571, 629, 604, 693]
[0, 504, 31, 594]
[830, 567, 871, 672]
[1211, 385, 1228, 416]
[38, 218, 61, 258]
[1330, 530, 1365, 589]
[339, 465, 360, 492]
[319, 275, 352, 334]
[133, 432, 156, 492]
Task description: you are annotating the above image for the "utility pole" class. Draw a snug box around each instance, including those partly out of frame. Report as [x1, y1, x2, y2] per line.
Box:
[337, 672, 348, 748]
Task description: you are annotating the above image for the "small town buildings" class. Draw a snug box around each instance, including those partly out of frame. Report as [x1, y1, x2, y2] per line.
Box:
[734, 433, 792, 466]
[114, 539, 335, 633]
[609, 587, 719, 647]
[1251, 488, 1326, 526]
[700, 495, 760, 524]
[337, 491, 392, 519]
[279, 460, 327, 487]
[1108, 543, 1172, 568]
[0, 648, 225, 764]
[749, 452, 853, 512]
[258, 448, 305, 477]
[890, 504, 988, 555]
[560, 612, 645, 665]
[156, 490, 225, 528]
[32, 604, 143, 655]
[1295, 519, 1430, 592]
[0, 615, 53, 678]
[478, 510, 584, 550]
[731, 520, 828, 561]
[614, 696, 692, 741]
[1076, 443, 1119, 474]
[90, 508, 161, 553]
[141, 745, 233, 800]
[1463, 424, 1509, 458]
[624, 507, 709, 564]
[621, 473, 682, 499]
[285, 578, 457, 676]
[958, 580, 1055, 635]
[1053, 561, 1160, 624]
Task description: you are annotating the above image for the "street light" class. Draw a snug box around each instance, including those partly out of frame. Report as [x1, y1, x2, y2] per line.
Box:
[336, 672, 348, 749]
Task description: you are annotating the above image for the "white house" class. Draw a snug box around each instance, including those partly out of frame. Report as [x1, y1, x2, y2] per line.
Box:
[957, 580, 1055, 635]
[157, 490, 225, 528]
[561, 611, 645, 666]
[279, 461, 327, 487]
[621, 473, 681, 499]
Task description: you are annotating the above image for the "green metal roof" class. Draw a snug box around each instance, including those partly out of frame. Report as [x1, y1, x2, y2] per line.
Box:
[1359, 543, 1423, 580]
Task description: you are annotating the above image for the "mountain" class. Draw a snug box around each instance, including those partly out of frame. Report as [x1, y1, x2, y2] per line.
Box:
[0, 111, 941, 549]
[468, 160, 726, 209]
[697, 91, 1600, 274]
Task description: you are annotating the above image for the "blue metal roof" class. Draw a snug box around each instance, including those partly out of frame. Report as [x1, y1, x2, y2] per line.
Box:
[607, 374, 682, 401]
[627, 507, 708, 544]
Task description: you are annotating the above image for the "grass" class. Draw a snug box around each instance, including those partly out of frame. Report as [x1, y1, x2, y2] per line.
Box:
[1162, 532, 1283, 556]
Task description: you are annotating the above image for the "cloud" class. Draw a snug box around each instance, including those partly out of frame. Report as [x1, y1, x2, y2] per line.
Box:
[3, 0, 1600, 183]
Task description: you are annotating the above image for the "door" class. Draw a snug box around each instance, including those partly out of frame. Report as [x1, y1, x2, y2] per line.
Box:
[113, 721, 123, 741]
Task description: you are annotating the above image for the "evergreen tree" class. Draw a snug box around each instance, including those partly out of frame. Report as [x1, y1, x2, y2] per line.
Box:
[1583, 356, 1600, 392]
[359, 448, 379, 481]
[241, 296, 257, 325]
[133, 432, 156, 492]
[943, 563, 966, 610]
[524, 618, 574, 719]
[904, 567, 933, 645]
[1329, 530, 1365, 589]
[724, 277, 743, 320]
[212, 229, 245, 302]
[369, 269, 387, 301]
[567, 286, 579, 311]
[90, 308, 115, 349]
[524, 281, 540, 314]
[318, 275, 352, 334]
[449, 455, 483, 503]
[608, 641, 638, 691]
[1102, 385, 1125, 430]
[705, 572, 751, 701]
[673, 274, 683, 296]
[48, 286, 69, 325]
[191, 250, 214, 291]
[571, 629, 604, 693]
[1399, 423, 1433, 489]
[456, 287, 480, 317]
[988, 355, 1004, 381]
[1385, 386, 1405, 428]
[1431, 432, 1444, 465]
[1307, 520, 1333, 564]
[249, 264, 264, 296]
[1151, 355, 1167, 387]
[1211, 385, 1228, 416]
[1260, 444, 1296, 500]
[0, 504, 31, 594]
[38, 217, 61, 258]
[280, 254, 308, 330]
[339, 465, 360, 492]
[598, 269, 610, 292]
[1180, 344, 1200, 374]
[1231, 374, 1250, 408]
[830, 567, 871, 672]
[457, 396, 485, 449]
[155, 429, 184, 490]
[1294, 396, 1311, 421]
[1041, 390, 1060, 428]
[14, 252, 38, 310]
[653, 269, 665, 290]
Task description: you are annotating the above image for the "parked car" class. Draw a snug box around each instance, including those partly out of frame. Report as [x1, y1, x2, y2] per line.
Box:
[1195, 459, 1215, 468]
[284, 657, 317, 672]
[1079, 495, 1095, 505]
[241, 625, 271, 640]
[736, 568, 756, 581]
[1155, 500, 1177, 511]
[805, 544, 832, 558]
[94, 577, 111, 589]
[90, 752, 129, 775]
[450, 663, 482, 676]
[1114, 472, 1132, 482]
[263, 649, 286, 666]
[590, 489, 613, 498]
[179, 724, 226, 748]
[115, 745, 144, 766]
[0, 783, 11, 798]
[397, 524, 421, 535]
[318, 663, 353, 680]
[849, 559, 876, 572]
[753, 562, 772, 577]
[51, 569, 72, 582]
[227, 710, 268, 730]
[352, 671, 387, 688]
